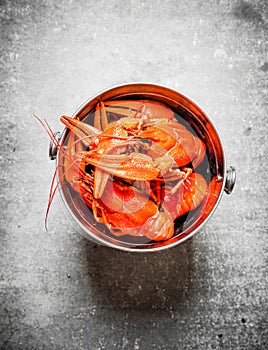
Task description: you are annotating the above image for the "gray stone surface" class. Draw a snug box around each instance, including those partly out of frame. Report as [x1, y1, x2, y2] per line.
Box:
[0, 0, 267, 349]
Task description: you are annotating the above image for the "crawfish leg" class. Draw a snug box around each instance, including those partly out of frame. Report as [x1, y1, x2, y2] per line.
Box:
[170, 168, 192, 195]
[60, 115, 100, 146]
[93, 168, 110, 199]
[94, 102, 109, 131]
[63, 128, 84, 184]
[94, 103, 101, 130]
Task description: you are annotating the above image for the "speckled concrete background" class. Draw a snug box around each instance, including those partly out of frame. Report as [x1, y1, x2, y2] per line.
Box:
[0, 0, 267, 349]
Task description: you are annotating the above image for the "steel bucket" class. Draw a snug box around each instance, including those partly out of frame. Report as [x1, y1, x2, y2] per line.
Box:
[49, 83, 236, 252]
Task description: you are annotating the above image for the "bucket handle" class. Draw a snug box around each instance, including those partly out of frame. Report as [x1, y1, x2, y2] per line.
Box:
[224, 165, 236, 194]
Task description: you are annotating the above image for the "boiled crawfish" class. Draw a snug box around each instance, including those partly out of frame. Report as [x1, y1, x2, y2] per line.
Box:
[38, 99, 208, 242]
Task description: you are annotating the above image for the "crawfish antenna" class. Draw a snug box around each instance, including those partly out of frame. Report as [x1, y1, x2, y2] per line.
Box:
[34, 114, 61, 149]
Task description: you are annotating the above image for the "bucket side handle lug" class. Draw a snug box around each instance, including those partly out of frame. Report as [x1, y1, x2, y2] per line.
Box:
[49, 131, 62, 160]
[224, 165, 236, 194]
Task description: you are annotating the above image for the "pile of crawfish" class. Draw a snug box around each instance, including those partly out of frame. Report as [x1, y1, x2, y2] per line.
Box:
[58, 100, 208, 242]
